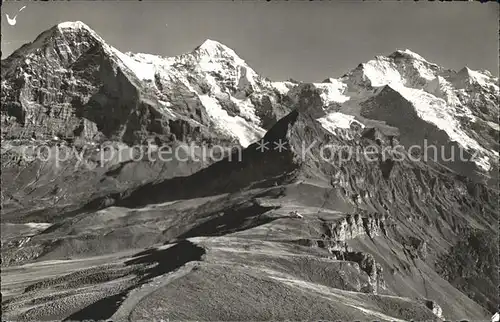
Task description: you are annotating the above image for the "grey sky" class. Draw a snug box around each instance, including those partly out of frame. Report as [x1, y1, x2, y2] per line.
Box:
[1, 1, 498, 82]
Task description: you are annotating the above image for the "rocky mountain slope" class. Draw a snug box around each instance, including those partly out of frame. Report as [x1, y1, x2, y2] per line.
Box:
[1, 21, 498, 321]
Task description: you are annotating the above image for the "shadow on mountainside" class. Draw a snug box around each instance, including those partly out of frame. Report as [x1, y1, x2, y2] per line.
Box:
[177, 203, 280, 238]
[64, 240, 206, 321]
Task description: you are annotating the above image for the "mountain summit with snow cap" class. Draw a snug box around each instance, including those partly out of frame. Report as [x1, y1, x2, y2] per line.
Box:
[2, 21, 497, 174]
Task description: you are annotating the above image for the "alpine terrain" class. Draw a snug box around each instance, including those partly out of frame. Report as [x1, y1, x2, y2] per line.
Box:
[1, 21, 498, 321]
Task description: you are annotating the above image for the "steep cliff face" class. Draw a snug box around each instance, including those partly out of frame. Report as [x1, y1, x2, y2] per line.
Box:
[1, 22, 156, 144]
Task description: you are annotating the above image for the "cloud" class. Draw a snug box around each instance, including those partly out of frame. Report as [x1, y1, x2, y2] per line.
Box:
[5, 14, 17, 26]
[5, 6, 27, 26]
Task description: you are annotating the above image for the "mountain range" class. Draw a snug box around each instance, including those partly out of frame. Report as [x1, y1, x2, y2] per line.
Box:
[1, 21, 498, 321]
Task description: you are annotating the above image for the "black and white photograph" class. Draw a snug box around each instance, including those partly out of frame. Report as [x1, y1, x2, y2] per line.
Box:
[1, 1, 498, 321]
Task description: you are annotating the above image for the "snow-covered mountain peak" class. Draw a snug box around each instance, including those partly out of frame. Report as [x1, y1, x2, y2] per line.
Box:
[452, 66, 499, 92]
[192, 39, 244, 63]
[57, 21, 91, 32]
[350, 57, 403, 88]
[339, 49, 443, 90]
[54, 21, 105, 43]
[3, 23, 497, 173]
[461, 66, 497, 81]
[181, 39, 261, 97]
[197, 39, 230, 52]
[457, 66, 475, 78]
[389, 49, 430, 62]
[314, 49, 499, 172]
[1, 21, 110, 77]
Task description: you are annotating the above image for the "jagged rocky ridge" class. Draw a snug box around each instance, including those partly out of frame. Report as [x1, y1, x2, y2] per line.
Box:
[1, 21, 291, 146]
[1, 21, 498, 321]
